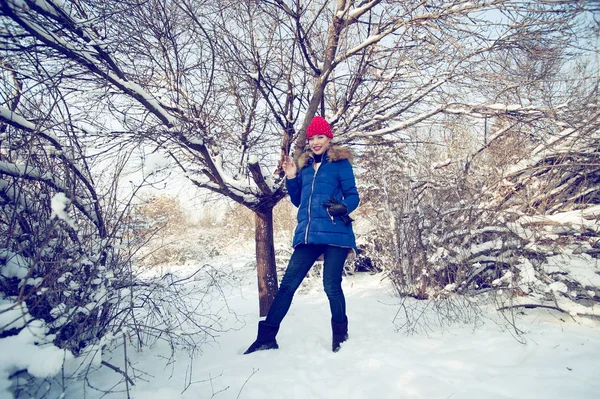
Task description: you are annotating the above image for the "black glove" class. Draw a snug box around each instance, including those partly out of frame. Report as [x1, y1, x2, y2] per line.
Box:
[322, 197, 347, 216]
[322, 197, 354, 225]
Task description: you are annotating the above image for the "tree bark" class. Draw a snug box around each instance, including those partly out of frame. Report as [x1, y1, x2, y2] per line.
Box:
[255, 207, 279, 317]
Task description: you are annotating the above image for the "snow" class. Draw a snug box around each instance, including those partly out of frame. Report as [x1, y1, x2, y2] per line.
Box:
[43, 252, 600, 399]
[143, 152, 169, 176]
[347, 1, 378, 20]
[337, 25, 399, 65]
[351, 106, 443, 139]
[4, 0, 176, 129]
[34, 0, 61, 16]
[450, 2, 475, 12]
[248, 154, 259, 165]
[492, 270, 513, 286]
[11, 0, 26, 9]
[0, 302, 29, 331]
[0, 161, 40, 179]
[0, 250, 29, 279]
[430, 160, 451, 170]
[544, 253, 600, 288]
[187, 137, 204, 146]
[122, 81, 178, 126]
[50, 192, 76, 228]
[0, 320, 72, 397]
[0, 106, 36, 130]
[514, 258, 541, 293]
[547, 281, 569, 294]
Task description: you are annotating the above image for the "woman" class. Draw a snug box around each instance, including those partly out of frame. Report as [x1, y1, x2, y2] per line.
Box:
[244, 116, 359, 354]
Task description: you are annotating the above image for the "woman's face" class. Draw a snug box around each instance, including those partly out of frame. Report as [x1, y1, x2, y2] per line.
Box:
[308, 135, 332, 155]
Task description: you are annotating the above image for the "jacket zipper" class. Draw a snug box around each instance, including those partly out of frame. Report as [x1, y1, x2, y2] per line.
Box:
[328, 187, 342, 225]
[326, 208, 336, 225]
[304, 163, 320, 244]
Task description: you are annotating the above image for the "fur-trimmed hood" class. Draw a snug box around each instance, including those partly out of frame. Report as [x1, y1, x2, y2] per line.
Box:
[297, 146, 354, 169]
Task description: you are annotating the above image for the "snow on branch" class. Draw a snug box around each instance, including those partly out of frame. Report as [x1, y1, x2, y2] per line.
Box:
[0, 106, 107, 235]
[247, 156, 274, 196]
[335, 24, 399, 65]
[336, 0, 497, 64]
[0, 161, 100, 228]
[0, 179, 35, 215]
[444, 103, 550, 118]
[344, 102, 557, 141]
[346, 1, 381, 21]
[178, 133, 266, 205]
[50, 192, 76, 228]
[2, 1, 177, 127]
[344, 106, 444, 140]
[498, 296, 600, 318]
[0, 106, 36, 131]
[532, 110, 600, 156]
[347, 76, 450, 133]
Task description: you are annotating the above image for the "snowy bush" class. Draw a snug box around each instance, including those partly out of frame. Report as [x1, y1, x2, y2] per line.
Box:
[134, 199, 296, 268]
[0, 126, 227, 397]
[132, 194, 190, 237]
[0, 130, 131, 396]
[355, 92, 600, 321]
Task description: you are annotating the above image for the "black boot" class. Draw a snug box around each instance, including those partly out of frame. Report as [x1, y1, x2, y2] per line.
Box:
[331, 317, 348, 353]
[244, 321, 280, 354]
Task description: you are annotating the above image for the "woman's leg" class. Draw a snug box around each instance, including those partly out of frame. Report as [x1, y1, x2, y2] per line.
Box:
[322, 246, 348, 323]
[264, 244, 323, 325]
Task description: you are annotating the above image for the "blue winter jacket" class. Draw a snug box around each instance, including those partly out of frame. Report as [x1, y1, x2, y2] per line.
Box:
[286, 146, 360, 252]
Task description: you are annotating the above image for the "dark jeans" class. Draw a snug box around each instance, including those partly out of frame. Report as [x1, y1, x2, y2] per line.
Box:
[265, 244, 348, 325]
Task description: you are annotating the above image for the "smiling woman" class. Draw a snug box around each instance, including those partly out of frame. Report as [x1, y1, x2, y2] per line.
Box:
[245, 116, 360, 354]
[306, 116, 334, 155]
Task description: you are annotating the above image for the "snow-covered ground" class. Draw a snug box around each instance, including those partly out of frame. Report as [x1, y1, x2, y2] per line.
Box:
[63, 252, 599, 399]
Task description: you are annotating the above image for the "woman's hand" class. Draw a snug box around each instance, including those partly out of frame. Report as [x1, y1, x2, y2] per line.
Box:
[322, 197, 354, 225]
[283, 155, 297, 178]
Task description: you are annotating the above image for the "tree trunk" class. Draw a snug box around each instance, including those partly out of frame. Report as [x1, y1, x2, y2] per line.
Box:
[255, 207, 279, 317]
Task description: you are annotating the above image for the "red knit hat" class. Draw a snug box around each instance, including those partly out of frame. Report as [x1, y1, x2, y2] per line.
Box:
[306, 116, 333, 140]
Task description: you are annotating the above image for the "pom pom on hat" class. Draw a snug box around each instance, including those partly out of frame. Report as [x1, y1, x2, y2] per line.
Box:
[306, 116, 333, 140]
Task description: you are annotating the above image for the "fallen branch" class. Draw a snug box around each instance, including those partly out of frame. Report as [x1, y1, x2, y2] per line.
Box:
[101, 360, 135, 387]
[497, 304, 567, 313]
